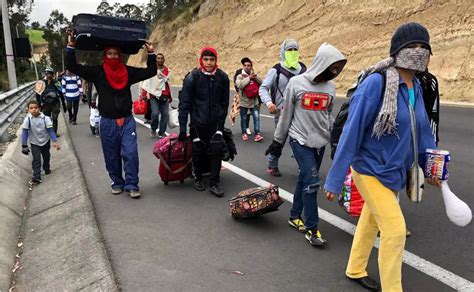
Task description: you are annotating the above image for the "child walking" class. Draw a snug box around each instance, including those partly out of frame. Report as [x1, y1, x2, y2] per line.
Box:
[21, 100, 60, 184]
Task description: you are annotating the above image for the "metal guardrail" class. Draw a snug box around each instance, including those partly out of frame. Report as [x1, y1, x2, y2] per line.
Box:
[0, 82, 36, 142]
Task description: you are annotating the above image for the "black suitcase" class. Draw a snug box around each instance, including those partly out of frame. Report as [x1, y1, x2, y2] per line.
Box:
[72, 13, 147, 54]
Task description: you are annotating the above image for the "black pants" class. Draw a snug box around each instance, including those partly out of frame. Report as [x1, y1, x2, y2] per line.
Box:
[42, 102, 60, 134]
[67, 100, 79, 122]
[31, 141, 50, 180]
[191, 126, 224, 186]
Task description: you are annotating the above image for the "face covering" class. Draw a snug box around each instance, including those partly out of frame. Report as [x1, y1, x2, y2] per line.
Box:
[319, 68, 337, 81]
[394, 47, 430, 73]
[102, 47, 128, 90]
[284, 51, 300, 69]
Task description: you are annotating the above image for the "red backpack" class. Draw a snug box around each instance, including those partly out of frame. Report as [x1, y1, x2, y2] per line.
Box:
[243, 80, 259, 98]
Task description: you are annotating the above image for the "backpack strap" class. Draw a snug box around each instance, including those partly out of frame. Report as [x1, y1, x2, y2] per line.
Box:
[271, 62, 306, 103]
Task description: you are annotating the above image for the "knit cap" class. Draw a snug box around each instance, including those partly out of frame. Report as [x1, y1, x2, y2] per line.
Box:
[390, 22, 432, 56]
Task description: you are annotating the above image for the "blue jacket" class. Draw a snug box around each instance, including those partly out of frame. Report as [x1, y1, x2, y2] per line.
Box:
[324, 73, 436, 194]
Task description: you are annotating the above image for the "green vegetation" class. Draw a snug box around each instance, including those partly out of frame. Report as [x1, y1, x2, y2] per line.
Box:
[26, 29, 47, 44]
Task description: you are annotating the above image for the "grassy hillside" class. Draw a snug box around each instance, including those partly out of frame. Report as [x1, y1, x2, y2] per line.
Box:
[26, 29, 47, 45]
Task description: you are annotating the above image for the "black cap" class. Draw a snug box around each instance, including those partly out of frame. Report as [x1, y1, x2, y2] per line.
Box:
[241, 57, 252, 65]
[390, 22, 432, 56]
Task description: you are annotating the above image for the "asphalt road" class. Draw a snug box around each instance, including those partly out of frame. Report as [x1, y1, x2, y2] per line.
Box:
[66, 85, 473, 291]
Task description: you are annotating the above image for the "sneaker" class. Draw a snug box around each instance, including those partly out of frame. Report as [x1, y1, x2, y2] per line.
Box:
[209, 184, 224, 197]
[267, 167, 281, 177]
[150, 129, 157, 137]
[246, 128, 252, 135]
[242, 133, 249, 141]
[69, 119, 73, 124]
[288, 216, 307, 233]
[31, 178, 42, 185]
[305, 229, 327, 247]
[72, 121, 77, 125]
[254, 133, 264, 142]
[44, 169, 52, 175]
[56, 133, 61, 137]
[194, 180, 206, 191]
[129, 190, 141, 198]
[111, 187, 123, 195]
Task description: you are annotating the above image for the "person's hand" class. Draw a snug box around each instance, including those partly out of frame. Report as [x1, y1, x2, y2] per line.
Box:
[21, 145, 30, 155]
[267, 103, 277, 114]
[178, 132, 187, 142]
[53, 142, 60, 151]
[249, 73, 256, 79]
[90, 101, 96, 109]
[144, 41, 154, 53]
[324, 190, 338, 201]
[66, 29, 75, 47]
[427, 177, 442, 188]
[82, 94, 88, 103]
[265, 140, 283, 156]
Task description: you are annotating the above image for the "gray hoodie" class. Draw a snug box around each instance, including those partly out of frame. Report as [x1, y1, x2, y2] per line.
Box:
[259, 39, 304, 111]
[274, 43, 347, 148]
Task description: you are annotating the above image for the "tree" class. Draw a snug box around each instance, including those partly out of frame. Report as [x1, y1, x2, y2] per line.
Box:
[96, 1, 113, 17]
[31, 21, 41, 30]
[42, 10, 70, 73]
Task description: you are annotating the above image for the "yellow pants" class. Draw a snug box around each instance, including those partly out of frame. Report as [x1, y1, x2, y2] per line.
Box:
[346, 169, 406, 292]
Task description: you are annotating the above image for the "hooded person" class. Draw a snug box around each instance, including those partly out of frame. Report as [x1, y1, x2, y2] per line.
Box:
[178, 47, 230, 197]
[259, 38, 307, 177]
[65, 32, 157, 198]
[323, 22, 440, 291]
[265, 43, 347, 247]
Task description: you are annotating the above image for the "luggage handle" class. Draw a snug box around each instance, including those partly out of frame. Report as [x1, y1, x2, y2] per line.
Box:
[75, 22, 145, 34]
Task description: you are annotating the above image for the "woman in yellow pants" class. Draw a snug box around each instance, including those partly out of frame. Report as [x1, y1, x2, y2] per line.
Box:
[323, 22, 441, 291]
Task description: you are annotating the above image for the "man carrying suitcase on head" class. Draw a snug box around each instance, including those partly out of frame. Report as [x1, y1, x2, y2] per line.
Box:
[178, 47, 230, 197]
[65, 30, 156, 199]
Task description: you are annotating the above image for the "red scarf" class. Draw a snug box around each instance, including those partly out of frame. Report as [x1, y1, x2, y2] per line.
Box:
[102, 47, 128, 90]
[199, 47, 218, 75]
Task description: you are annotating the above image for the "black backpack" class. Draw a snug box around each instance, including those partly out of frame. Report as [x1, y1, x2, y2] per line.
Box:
[271, 62, 307, 103]
[330, 71, 386, 159]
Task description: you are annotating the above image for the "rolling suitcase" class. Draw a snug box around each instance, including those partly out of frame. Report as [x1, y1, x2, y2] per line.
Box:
[153, 133, 192, 185]
[228, 186, 284, 219]
[72, 13, 147, 54]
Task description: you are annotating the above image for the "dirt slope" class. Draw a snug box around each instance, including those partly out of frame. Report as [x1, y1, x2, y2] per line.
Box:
[129, 0, 474, 102]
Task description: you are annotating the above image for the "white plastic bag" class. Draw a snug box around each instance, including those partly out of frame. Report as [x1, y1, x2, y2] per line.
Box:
[168, 106, 179, 129]
[441, 181, 472, 227]
[90, 108, 100, 127]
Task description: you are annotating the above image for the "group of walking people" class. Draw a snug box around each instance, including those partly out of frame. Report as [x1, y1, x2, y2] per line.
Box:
[19, 21, 444, 291]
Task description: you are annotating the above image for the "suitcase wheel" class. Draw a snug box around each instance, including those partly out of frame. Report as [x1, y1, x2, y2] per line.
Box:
[164, 181, 168, 185]
[180, 180, 184, 183]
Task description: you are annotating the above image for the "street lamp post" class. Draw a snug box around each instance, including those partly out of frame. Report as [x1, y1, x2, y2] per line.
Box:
[1, 0, 18, 89]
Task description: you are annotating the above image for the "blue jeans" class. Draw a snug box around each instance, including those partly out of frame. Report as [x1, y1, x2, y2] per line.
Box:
[100, 115, 139, 191]
[289, 137, 325, 230]
[240, 106, 260, 134]
[150, 98, 169, 135]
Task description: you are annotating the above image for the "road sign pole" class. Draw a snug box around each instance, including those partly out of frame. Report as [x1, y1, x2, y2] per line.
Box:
[1, 0, 18, 89]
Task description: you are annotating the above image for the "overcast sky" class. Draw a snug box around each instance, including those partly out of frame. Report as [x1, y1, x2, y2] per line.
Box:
[29, 0, 149, 25]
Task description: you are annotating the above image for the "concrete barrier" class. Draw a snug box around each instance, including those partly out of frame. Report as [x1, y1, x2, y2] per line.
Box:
[0, 113, 117, 291]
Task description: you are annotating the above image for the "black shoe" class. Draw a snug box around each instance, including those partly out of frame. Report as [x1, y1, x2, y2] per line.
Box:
[346, 276, 379, 291]
[44, 169, 51, 175]
[209, 184, 224, 197]
[72, 121, 77, 125]
[194, 180, 205, 191]
[31, 178, 42, 185]
[69, 119, 73, 124]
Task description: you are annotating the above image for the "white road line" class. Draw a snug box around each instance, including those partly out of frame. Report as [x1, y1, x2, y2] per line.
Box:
[134, 116, 474, 291]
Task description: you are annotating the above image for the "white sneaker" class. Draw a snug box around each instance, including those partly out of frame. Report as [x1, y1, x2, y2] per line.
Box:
[111, 187, 123, 195]
[246, 128, 252, 135]
[129, 190, 141, 198]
